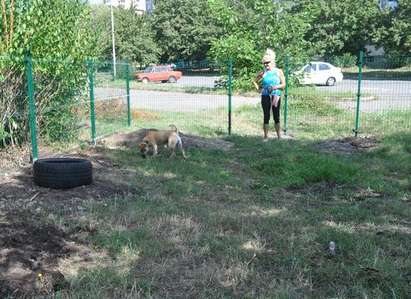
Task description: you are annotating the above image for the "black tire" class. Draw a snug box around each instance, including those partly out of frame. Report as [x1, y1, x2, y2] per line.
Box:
[142, 77, 149, 84]
[33, 158, 93, 189]
[326, 77, 336, 86]
[168, 76, 177, 83]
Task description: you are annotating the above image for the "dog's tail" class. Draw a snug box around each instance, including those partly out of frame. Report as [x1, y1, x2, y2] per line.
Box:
[169, 124, 178, 133]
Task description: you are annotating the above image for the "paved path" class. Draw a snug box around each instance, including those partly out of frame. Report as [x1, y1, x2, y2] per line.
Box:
[318, 79, 411, 112]
[95, 88, 259, 112]
[94, 76, 411, 113]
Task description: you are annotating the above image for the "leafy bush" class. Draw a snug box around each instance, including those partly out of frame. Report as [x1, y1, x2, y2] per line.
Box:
[288, 90, 344, 117]
[365, 54, 411, 69]
[330, 53, 357, 67]
[208, 0, 314, 92]
[0, 0, 98, 146]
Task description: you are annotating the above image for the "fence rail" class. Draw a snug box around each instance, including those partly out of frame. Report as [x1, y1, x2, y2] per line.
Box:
[1, 51, 410, 161]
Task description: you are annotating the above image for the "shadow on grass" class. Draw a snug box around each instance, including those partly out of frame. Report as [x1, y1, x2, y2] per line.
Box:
[1, 131, 410, 298]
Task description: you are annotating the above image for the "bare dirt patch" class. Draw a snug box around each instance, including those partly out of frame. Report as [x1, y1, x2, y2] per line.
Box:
[101, 129, 234, 151]
[315, 136, 378, 155]
[0, 144, 140, 297]
[0, 129, 231, 297]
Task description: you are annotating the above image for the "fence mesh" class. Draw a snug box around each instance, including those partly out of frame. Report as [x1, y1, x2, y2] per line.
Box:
[285, 58, 358, 139]
[285, 55, 411, 139]
[30, 57, 90, 154]
[126, 62, 228, 136]
[93, 61, 130, 139]
[0, 55, 27, 149]
[359, 55, 411, 136]
[1, 53, 411, 162]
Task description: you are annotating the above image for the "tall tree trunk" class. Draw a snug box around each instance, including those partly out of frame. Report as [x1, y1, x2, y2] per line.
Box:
[10, 0, 14, 44]
[1, 0, 8, 47]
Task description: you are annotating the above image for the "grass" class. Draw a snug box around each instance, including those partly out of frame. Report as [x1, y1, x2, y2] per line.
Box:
[56, 132, 410, 298]
[26, 86, 411, 298]
[342, 65, 411, 80]
[36, 97, 410, 299]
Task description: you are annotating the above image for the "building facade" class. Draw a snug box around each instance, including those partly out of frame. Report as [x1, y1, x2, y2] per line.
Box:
[89, 0, 153, 14]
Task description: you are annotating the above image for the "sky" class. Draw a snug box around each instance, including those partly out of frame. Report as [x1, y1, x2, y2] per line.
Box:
[88, 0, 104, 4]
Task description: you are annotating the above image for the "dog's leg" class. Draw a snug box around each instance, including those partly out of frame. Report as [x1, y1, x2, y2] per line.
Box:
[179, 143, 187, 159]
[168, 138, 177, 158]
[153, 143, 158, 156]
[177, 135, 187, 159]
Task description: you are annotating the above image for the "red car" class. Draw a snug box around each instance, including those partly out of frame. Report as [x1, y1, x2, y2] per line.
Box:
[136, 65, 182, 83]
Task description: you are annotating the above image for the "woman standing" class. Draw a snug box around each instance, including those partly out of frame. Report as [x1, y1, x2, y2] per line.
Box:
[253, 49, 286, 140]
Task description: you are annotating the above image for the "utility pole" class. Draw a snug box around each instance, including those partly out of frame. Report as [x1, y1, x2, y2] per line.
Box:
[110, 0, 117, 78]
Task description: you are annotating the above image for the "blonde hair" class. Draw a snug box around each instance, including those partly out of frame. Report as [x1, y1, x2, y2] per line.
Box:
[261, 48, 276, 66]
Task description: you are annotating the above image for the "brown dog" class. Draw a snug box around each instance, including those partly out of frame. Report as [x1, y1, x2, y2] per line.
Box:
[138, 125, 187, 159]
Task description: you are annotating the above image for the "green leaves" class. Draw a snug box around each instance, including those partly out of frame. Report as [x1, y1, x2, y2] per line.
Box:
[1, 0, 99, 145]
[208, 0, 313, 90]
[291, 0, 381, 56]
[373, 0, 411, 55]
[151, 0, 221, 62]
[115, 9, 160, 64]
[90, 6, 160, 64]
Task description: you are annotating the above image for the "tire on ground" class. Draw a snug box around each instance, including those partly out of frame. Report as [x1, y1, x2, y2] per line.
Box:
[33, 158, 93, 189]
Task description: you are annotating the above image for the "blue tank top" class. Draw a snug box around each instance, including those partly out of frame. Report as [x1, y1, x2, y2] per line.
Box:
[261, 69, 281, 96]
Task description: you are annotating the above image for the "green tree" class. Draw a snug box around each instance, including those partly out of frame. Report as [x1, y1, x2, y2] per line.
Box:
[90, 5, 160, 64]
[290, 0, 381, 56]
[1, 0, 98, 144]
[115, 8, 160, 64]
[151, 0, 221, 62]
[6, 0, 98, 59]
[374, 0, 411, 55]
[208, 0, 312, 89]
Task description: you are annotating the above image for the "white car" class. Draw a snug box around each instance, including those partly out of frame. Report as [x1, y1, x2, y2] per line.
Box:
[296, 62, 343, 86]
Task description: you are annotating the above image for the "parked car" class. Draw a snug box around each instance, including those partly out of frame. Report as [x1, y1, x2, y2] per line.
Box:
[135, 65, 182, 83]
[295, 62, 343, 86]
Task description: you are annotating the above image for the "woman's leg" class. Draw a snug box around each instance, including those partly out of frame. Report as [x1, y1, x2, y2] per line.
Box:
[272, 97, 281, 139]
[261, 95, 271, 140]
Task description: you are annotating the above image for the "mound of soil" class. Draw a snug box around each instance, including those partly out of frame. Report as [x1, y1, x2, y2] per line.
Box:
[315, 136, 378, 155]
[101, 129, 234, 152]
[0, 129, 231, 296]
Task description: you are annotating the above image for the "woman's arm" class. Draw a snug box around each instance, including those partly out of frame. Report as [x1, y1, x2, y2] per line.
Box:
[275, 68, 286, 90]
[253, 71, 264, 90]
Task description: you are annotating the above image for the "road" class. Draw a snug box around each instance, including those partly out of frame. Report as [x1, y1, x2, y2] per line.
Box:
[318, 79, 411, 112]
[95, 88, 258, 112]
[94, 76, 411, 113]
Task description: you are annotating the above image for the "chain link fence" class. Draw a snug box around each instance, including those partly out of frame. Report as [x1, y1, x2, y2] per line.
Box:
[357, 55, 411, 136]
[284, 53, 411, 138]
[0, 55, 27, 149]
[127, 61, 230, 135]
[1, 52, 410, 162]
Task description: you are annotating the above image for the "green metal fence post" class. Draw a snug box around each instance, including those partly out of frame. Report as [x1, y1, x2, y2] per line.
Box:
[87, 60, 96, 145]
[354, 51, 364, 137]
[125, 61, 131, 126]
[228, 58, 233, 135]
[24, 52, 39, 161]
[283, 55, 289, 135]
